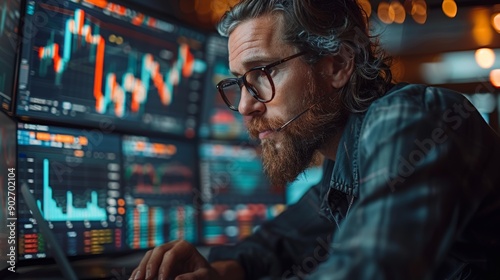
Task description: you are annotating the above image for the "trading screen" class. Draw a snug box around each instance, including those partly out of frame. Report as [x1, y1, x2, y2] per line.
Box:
[16, 0, 207, 138]
[199, 141, 286, 245]
[16, 123, 125, 260]
[0, 0, 20, 112]
[123, 135, 198, 248]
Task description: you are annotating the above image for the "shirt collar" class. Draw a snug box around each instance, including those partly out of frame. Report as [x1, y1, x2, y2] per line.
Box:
[318, 113, 364, 221]
[328, 112, 365, 198]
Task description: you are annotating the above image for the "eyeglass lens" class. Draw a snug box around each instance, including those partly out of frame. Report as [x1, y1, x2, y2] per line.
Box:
[221, 68, 273, 109]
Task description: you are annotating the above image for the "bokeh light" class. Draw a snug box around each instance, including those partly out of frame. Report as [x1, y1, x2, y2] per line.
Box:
[378, 1, 394, 24]
[442, 0, 458, 18]
[357, 0, 372, 19]
[490, 69, 500, 87]
[475, 48, 496, 69]
[411, 0, 427, 24]
[492, 13, 500, 33]
[391, 1, 406, 24]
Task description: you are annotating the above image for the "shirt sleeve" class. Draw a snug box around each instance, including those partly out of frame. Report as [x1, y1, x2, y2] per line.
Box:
[208, 180, 336, 280]
[306, 87, 495, 280]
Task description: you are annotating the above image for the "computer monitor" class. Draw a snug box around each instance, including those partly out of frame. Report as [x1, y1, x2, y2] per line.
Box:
[0, 0, 21, 113]
[16, 122, 126, 262]
[286, 166, 323, 205]
[15, 0, 207, 138]
[199, 140, 286, 245]
[463, 92, 496, 126]
[122, 135, 198, 248]
[198, 35, 250, 141]
[0, 111, 16, 274]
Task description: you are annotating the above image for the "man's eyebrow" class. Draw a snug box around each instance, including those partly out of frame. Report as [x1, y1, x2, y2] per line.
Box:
[229, 55, 276, 77]
[229, 69, 240, 77]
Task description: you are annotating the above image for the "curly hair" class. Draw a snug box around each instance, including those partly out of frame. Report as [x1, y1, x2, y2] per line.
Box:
[217, 0, 393, 113]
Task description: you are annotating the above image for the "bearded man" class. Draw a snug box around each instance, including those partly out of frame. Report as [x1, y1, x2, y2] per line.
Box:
[130, 0, 500, 279]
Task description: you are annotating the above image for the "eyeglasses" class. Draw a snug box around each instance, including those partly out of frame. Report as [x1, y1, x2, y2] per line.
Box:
[216, 51, 306, 112]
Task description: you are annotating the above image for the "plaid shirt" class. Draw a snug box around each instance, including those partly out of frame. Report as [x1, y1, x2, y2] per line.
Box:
[209, 83, 500, 280]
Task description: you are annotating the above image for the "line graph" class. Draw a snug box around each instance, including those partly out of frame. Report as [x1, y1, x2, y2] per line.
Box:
[38, 159, 107, 221]
[37, 8, 206, 118]
[126, 163, 193, 195]
[16, 124, 126, 260]
[16, 0, 206, 137]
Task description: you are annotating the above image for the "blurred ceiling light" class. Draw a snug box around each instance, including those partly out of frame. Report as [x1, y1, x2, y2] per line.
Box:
[492, 13, 500, 33]
[411, 0, 427, 24]
[442, 0, 458, 18]
[390, 1, 406, 24]
[378, 1, 394, 24]
[490, 69, 500, 87]
[475, 48, 496, 69]
[357, 0, 372, 18]
[421, 50, 500, 84]
[471, 8, 494, 46]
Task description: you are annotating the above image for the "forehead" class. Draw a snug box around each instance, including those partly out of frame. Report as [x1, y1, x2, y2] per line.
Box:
[227, 14, 292, 71]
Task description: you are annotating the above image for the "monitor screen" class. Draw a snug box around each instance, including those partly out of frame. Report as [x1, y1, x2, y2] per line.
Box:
[198, 35, 250, 141]
[16, 122, 125, 261]
[199, 141, 285, 245]
[463, 93, 496, 126]
[0, 0, 21, 112]
[123, 135, 198, 249]
[286, 166, 323, 205]
[16, 0, 207, 138]
[0, 112, 16, 273]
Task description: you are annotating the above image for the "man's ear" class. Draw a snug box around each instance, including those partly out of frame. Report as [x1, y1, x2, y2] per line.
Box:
[318, 48, 354, 89]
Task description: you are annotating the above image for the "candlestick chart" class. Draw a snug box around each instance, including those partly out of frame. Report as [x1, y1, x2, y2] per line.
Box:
[17, 1, 206, 137]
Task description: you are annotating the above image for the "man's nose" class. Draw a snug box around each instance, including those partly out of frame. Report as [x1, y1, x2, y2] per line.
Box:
[238, 86, 265, 116]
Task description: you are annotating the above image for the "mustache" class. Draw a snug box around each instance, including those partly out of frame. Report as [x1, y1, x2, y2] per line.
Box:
[246, 117, 284, 139]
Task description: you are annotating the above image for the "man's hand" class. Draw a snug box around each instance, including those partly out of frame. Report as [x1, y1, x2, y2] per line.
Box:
[129, 240, 217, 280]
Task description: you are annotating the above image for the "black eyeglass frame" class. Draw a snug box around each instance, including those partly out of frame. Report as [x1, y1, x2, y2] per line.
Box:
[216, 51, 307, 111]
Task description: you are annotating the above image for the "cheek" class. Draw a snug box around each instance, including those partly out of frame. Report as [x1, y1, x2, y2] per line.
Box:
[269, 72, 313, 117]
[265, 89, 303, 120]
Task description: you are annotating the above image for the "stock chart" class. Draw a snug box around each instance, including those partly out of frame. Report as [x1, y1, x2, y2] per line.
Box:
[123, 135, 198, 248]
[16, 0, 207, 137]
[199, 141, 285, 245]
[16, 123, 125, 259]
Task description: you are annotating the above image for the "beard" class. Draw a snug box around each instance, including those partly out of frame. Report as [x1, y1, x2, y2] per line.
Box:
[246, 78, 347, 187]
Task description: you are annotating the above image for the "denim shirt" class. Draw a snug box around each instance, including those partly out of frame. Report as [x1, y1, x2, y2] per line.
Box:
[208, 83, 500, 280]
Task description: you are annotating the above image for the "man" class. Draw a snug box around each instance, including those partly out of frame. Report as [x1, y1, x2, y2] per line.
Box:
[130, 0, 500, 279]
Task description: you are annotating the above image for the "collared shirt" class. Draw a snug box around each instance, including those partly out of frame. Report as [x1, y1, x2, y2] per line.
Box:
[208, 83, 500, 279]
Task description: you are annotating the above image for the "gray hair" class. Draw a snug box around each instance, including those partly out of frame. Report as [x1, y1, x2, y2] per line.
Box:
[218, 0, 393, 113]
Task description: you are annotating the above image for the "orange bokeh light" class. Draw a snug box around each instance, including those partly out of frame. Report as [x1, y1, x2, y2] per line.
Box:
[475, 48, 495, 69]
[490, 69, 500, 87]
[442, 0, 457, 18]
[492, 13, 500, 32]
